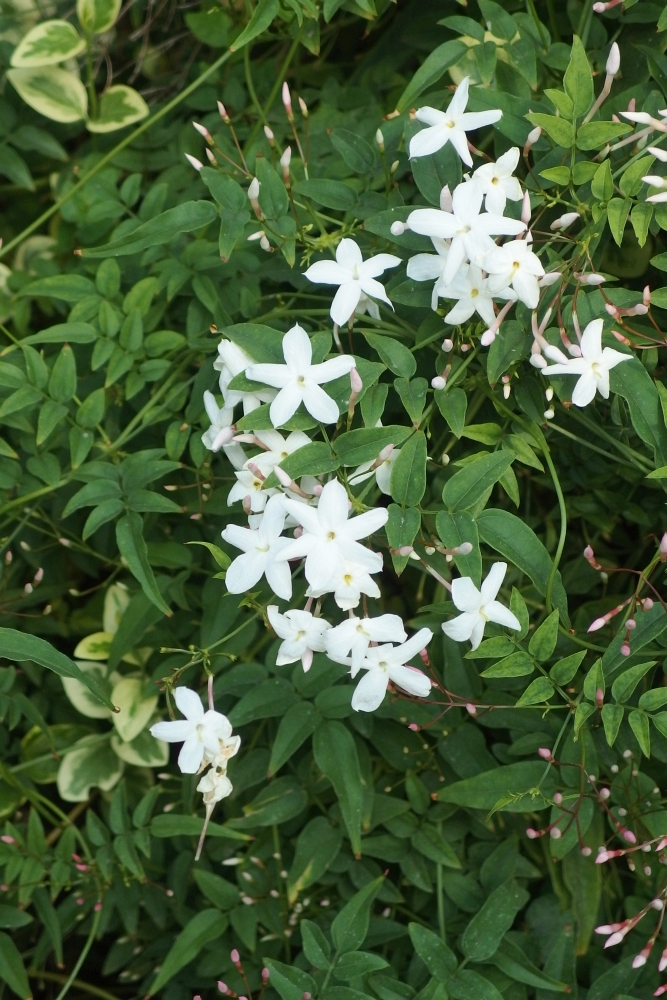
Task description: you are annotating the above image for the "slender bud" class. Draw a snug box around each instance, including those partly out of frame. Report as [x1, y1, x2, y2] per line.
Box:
[193, 122, 212, 143]
[538, 747, 553, 760]
[217, 101, 231, 123]
[439, 185, 453, 213]
[280, 146, 292, 185]
[588, 617, 607, 633]
[456, 542, 473, 555]
[526, 828, 538, 839]
[576, 272, 606, 285]
[442, 338, 453, 352]
[298, 97, 308, 118]
[596, 688, 605, 709]
[248, 178, 262, 219]
[390, 160, 399, 174]
[262, 969, 270, 982]
[231, 949, 241, 966]
[260, 235, 271, 252]
[282, 82, 293, 120]
[550, 212, 580, 231]
[375, 128, 385, 152]
[606, 41, 620, 76]
[263, 125, 275, 145]
[649, 146, 667, 162]
[521, 190, 532, 224]
[390, 220, 408, 235]
[431, 376, 446, 390]
[350, 367, 363, 394]
[205, 149, 217, 164]
[185, 153, 203, 172]
[622, 827, 637, 843]
[539, 271, 561, 287]
[34, 567, 43, 584]
[660, 532, 667, 562]
[524, 125, 541, 155]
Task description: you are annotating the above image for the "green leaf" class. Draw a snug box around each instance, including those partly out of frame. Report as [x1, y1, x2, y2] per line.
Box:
[57, 736, 123, 802]
[77, 0, 122, 33]
[313, 720, 363, 856]
[269, 701, 321, 776]
[0, 932, 31, 999]
[300, 919, 331, 969]
[193, 869, 240, 910]
[448, 970, 504, 1000]
[629, 709, 651, 756]
[516, 677, 554, 706]
[576, 121, 631, 150]
[115, 513, 171, 617]
[490, 938, 569, 992]
[256, 156, 289, 220]
[228, 678, 299, 726]
[611, 661, 655, 703]
[632, 203, 654, 248]
[462, 880, 529, 961]
[0, 385, 42, 419]
[149, 814, 250, 840]
[23, 322, 98, 346]
[435, 510, 481, 585]
[334, 952, 388, 980]
[395, 377, 427, 425]
[0, 628, 114, 710]
[11, 20, 85, 67]
[7, 66, 88, 123]
[288, 817, 343, 903]
[48, 344, 77, 402]
[528, 610, 559, 661]
[149, 910, 227, 994]
[37, 400, 68, 446]
[443, 452, 514, 512]
[230, 776, 307, 829]
[562, 839, 602, 954]
[540, 165, 571, 184]
[486, 322, 530, 384]
[607, 197, 632, 246]
[80, 201, 217, 257]
[525, 113, 574, 147]
[294, 178, 357, 211]
[87, 85, 148, 133]
[263, 960, 316, 1000]
[591, 159, 613, 201]
[411, 824, 461, 869]
[385, 504, 420, 575]
[335, 426, 410, 467]
[480, 651, 534, 678]
[395, 40, 467, 112]
[111, 677, 157, 743]
[390, 431, 427, 508]
[263, 442, 338, 487]
[330, 129, 376, 173]
[230, 0, 279, 51]
[476, 508, 569, 625]
[639, 687, 667, 711]
[563, 36, 593, 117]
[408, 924, 457, 981]
[550, 651, 585, 684]
[0, 906, 32, 929]
[436, 761, 556, 811]
[435, 386, 467, 436]
[363, 333, 415, 378]
[331, 876, 383, 953]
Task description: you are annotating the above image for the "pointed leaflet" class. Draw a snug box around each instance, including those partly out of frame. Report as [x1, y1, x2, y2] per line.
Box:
[79, 201, 217, 257]
[563, 36, 594, 119]
[148, 910, 227, 994]
[115, 513, 171, 616]
[390, 431, 427, 507]
[0, 932, 31, 1000]
[331, 876, 383, 952]
[313, 721, 363, 856]
[230, 0, 279, 50]
[461, 880, 529, 961]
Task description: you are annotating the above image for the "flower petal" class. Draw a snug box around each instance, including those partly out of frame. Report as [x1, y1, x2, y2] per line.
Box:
[407, 253, 446, 282]
[309, 355, 355, 384]
[345, 506, 390, 540]
[352, 668, 389, 712]
[178, 734, 204, 773]
[408, 208, 456, 239]
[409, 124, 449, 159]
[448, 126, 473, 167]
[225, 550, 266, 593]
[442, 611, 478, 642]
[330, 281, 362, 326]
[451, 576, 482, 613]
[246, 362, 290, 389]
[481, 561, 507, 603]
[359, 253, 402, 279]
[336, 238, 363, 270]
[391, 627, 433, 666]
[150, 719, 194, 743]
[458, 110, 502, 130]
[269, 385, 302, 427]
[415, 106, 447, 127]
[282, 324, 312, 371]
[174, 686, 204, 722]
[485, 601, 521, 631]
[448, 76, 470, 118]
[301, 381, 341, 424]
[571, 370, 598, 407]
[303, 260, 348, 285]
[265, 556, 293, 601]
[317, 478, 349, 530]
[388, 663, 431, 698]
[580, 319, 604, 362]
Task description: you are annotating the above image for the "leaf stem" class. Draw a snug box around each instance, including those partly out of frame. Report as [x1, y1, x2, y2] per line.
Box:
[53, 901, 102, 1000]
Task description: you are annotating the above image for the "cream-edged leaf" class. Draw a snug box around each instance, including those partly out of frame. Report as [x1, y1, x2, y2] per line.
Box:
[7, 66, 87, 123]
[57, 737, 123, 802]
[87, 85, 149, 133]
[73, 631, 113, 660]
[11, 21, 85, 68]
[62, 661, 113, 719]
[77, 0, 122, 34]
[103, 582, 130, 633]
[111, 728, 169, 767]
[111, 677, 158, 742]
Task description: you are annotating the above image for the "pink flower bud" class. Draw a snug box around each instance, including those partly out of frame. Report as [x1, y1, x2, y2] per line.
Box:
[605, 931, 625, 948]
[596, 688, 604, 709]
[193, 122, 212, 142]
[217, 101, 230, 122]
[0, 836, 16, 844]
[524, 126, 541, 154]
[431, 376, 446, 390]
[262, 969, 270, 982]
[282, 82, 293, 119]
[465, 702, 477, 716]
[588, 617, 607, 633]
[660, 532, 667, 562]
[621, 643, 631, 657]
[581, 846, 592, 856]
[553, 792, 562, 805]
[350, 367, 363, 394]
[377, 443, 395, 463]
[457, 542, 473, 555]
[298, 97, 308, 118]
[398, 545, 413, 556]
[521, 190, 532, 224]
[626, 618, 636, 629]
[408, 723, 419, 731]
[643, 597, 655, 610]
[599, 787, 610, 799]
[439, 185, 453, 213]
[34, 567, 43, 584]
[263, 125, 275, 143]
[185, 154, 203, 172]
[539, 271, 561, 287]
[526, 827, 538, 839]
[550, 826, 562, 839]
[538, 747, 553, 760]
[623, 828, 637, 843]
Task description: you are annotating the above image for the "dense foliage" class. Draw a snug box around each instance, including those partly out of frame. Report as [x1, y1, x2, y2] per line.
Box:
[6, 2, 667, 1000]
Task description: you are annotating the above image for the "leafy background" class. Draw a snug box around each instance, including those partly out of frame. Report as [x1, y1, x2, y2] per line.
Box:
[3, 2, 667, 1000]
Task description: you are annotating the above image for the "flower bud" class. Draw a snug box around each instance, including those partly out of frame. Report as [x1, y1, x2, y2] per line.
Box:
[626, 618, 636, 629]
[390, 159, 399, 174]
[375, 128, 385, 152]
[530, 353, 547, 369]
[643, 175, 667, 188]
[431, 376, 446, 390]
[442, 338, 453, 352]
[539, 271, 561, 287]
[263, 125, 275, 144]
[544, 408, 555, 419]
[350, 367, 363, 394]
[193, 121, 212, 142]
[643, 597, 655, 610]
[262, 969, 270, 982]
[550, 212, 580, 231]
[526, 827, 538, 839]
[206, 148, 217, 164]
[465, 702, 477, 716]
[553, 792, 563, 805]
[457, 542, 473, 555]
[606, 42, 620, 76]
[660, 532, 667, 562]
[649, 146, 667, 162]
[550, 826, 562, 839]
[390, 220, 408, 235]
[538, 747, 553, 760]
[282, 82, 293, 120]
[576, 272, 606, 285]
[280, 146, 292, 170]
[596, 688, 605, 709]
[581, 846, 592, 856]
[299, 97, 308, 118]
[521, 190, 532, 224]
[588, 617, 607, 633]
[623, 828, 637, 843]
[185, 153, 203, 172]
[439, 185, 453, 213]
[248, 177, 260, 201]
[260, 235, 271, 252]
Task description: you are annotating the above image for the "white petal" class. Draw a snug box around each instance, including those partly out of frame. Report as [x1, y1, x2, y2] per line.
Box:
[496, 146, 520, 173]
[410, 124, 450, 159]
[442, 611, 478, 642]
[443, 236, 468, 285]
[283, 324, 312, 371]
[150, 719, 194, 743]
[469, 616, 487, 650]
[352, 668, 388, 712]
[408, 208, 456, 239]
[221, 523, 256, 553]
[246, 362, 290, 389]
[580, 319, 604, 362]
[512, 271, 540, 309]
[388, 663, 431, 699]
[336, 238, 363, 270]
[367, 613, 407, 643]
[330, 281, 362, 326]
[259, 494, 288, 541]
[571, 371, 598, 407]
[309, 355, 355, 384]
[345, 506, 389, 540]
[359, 253, 401, 278]
[480, 561, 507, 603]
[458, 109, 502, 131]
[600, 347, 632, 370]
[407, 253, 447, 282]
[178, 734, 204, 773]
[451, 576, 482, 613]
[174, 686, 204, 722]
[445, 298, 476, 324]
[448, 127, 473, 167]
[265, 557, 293, 601]
[484, 186, 507, 216]
[225, 550, 266, 593]
[452, 179, 484, 221]
[448, 77, 470, 118]
[317, 478, 349, 530]
[303, 260, 348, 285]
[270, 385, 302, 427]
[301, 381, 341, 424]
[485, 601, 521, 631]
[415, 106, 448, 127]
[391, 627, 433, 666]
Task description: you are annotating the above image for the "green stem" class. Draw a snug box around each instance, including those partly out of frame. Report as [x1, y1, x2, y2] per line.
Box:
[29, 971, 117, 1000]
[85, 35, 98, 121]
[244, 45, 268, 133]
[0, 48, 234, 262]
[436, 821, 446, 941]
[541, 439, 567, 614]
[244, 33, 302, 151]
[53, 902, 102, 1000]
[525, 0, 548, 48]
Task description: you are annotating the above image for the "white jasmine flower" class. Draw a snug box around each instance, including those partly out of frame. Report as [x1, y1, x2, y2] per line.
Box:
[303, 238, 401, 327]
[472, 148, 523, 215]
[406, 238, 450, 310]
[214, 339, 275, 413]
[246, 323, 355, 427]
[221, 494, 293, 599]
[198, 767, 233, 805]
[244, 429, 311, 478]
[440, 262, 516, 327]
[331, 629, 433, 713]
[267, 605, 331, 671]
[407, 182, 525, 286]
[485, 239, 545, 309]
[307, 557, 383, 610]
[409, 77, 502, 166]
[227, 469, 276, 512]
[279, 478, 388, 592]
[542, 318, 631, 407]
[324, 613, 407, 675]
[348, 445, 400, 495]
[442, 562, 521, 650]
[150, 687, 236, 774]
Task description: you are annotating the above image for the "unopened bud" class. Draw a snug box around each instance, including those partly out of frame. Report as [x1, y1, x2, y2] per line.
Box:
[5, 551, 11, 564]
[248, 177, 260, 201]
[550, 826, 562, 839]
[538, 747, 553, 760]
[457, 542, 473, 555]
[576, 272, 606, 285]
[581, 846, 592, 856]
[521, 190, 532, 224]
[530, 353, 547, 369]
[217, 101, 230, 123]
[465, 702, 477, 716]
[218, 983, 229, 994]
[280, 146, 292, 185]
[526, 827, 538, 839]
[260, 235, 271, 252]
[390, 220, 407, 235]
[262, 969, 270, 982]
[282, 82, 293, 120]
[626, 618, 636, 629]
[439, 185, 453, 213]
[206, 148, 217, 164]
[431, 376, 446, 390]
[660, 531, 667, 561]
[59, 537, 72, 547]
[596, 688, 604, 709]
[539, 271, 561, 287]
[524, 126, 541, 155]
[231, 949, 241, 965]
[599, 787, 610, 799]
[442, 338, 453, 352]
[550, 212, 580, 231]
[606, 42, 620, 76]
[554, 792, 563, 805]
[185, 153, 203, 172]
[298, 97, 308, 118]
[621, 642, 631, 657]
[34, 567, 43, 584]
[375, 128, 385, 152]
[263, 125, 275, 144]
[623, 828, 637, 843]
[390, 160, 399, 174]
[350, 367, 363, 394]
[643, 597, 655, 610]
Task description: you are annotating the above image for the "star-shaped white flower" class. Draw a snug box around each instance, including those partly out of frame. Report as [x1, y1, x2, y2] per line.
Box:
[442, 562, 521, 650]
[485, 239, 545, 309]
[279, 478, 388, 592]
[267, 605, 331, 671]
[348, 445, 400, 495]
[227, 469, 276, 512]
[331, 628, 433, 713]
[406, 238, 450, 311]
[149, 687, 236, 774]
[221, 494, 293, 599]
[306, 557, 383, 611]
[407, 182, 526, 286]
[246, 324, 355, 427]
[198, 767, 233, 806]
[324, 613, 407, 675]
[542, 319, 631, 407]
[409, 77, 502, 167]
[244, 429, 311, 478]
[303, 238, 401, 327]
[472, 148, 523, 215]
[214, 339, 275, 413]
[440, 262, 516, 327]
